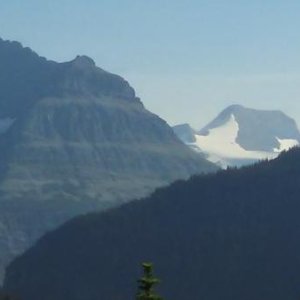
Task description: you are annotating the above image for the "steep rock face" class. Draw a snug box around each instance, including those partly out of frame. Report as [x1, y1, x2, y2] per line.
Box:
[0, 38, 217, 280]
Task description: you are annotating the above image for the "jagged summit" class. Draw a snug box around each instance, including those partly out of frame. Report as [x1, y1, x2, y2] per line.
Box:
[72, 55, 96, 68]
[0, 38, 140, 117]
[69, 55, 109, 74]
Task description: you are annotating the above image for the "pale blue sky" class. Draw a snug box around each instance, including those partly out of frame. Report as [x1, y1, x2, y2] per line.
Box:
[1, 0, 300, 128]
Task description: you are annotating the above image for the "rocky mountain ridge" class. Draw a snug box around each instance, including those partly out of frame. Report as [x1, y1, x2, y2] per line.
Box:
[0, 38, 217, 280]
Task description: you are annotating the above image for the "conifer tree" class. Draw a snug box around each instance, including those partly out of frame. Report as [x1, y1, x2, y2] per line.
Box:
[136, 262, 163, 300]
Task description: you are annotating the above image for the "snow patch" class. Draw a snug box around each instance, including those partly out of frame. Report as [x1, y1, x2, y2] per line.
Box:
[189, 114, 277, 168]
[273, 137, 299, 152]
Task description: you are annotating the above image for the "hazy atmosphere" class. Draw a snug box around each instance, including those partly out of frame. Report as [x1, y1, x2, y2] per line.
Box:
[1, 0, 300, 128]
[2, 1, 300, 300]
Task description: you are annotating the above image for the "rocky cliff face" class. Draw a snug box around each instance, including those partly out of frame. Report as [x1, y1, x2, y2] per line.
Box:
[0, 38, 216, 280]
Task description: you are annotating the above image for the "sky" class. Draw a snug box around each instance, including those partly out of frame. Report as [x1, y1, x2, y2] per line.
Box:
[1, 0, 300, 129]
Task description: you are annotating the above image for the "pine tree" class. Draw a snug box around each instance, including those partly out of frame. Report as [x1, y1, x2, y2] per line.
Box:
[136, 262, 163, 300]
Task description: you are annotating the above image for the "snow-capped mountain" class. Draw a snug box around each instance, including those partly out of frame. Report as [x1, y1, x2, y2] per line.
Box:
[174, 105, 300, 168]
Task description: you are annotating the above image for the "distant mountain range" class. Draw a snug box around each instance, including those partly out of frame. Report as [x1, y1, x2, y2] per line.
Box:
[5, 147, 300, 300]
[0, 38, 216, 280]
[173, 104, 300, 167]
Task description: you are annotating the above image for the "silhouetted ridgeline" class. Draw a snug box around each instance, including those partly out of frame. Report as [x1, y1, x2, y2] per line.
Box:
[4, 147, 300, 300]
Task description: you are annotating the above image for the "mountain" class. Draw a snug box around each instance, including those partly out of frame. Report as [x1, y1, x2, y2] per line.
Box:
[0, 38, 217, 280]
[174, 104, 300, 167]
[4, 147, 300, 300]
[172, 123, 196, 143]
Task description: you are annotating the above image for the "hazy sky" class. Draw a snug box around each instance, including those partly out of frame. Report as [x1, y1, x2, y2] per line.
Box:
[1, 0, 300, 129]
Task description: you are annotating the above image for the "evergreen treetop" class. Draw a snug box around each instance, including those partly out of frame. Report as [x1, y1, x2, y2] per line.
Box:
[136, 262, 163, 300]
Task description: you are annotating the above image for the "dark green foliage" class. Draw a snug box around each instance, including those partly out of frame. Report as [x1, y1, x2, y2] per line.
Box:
[136, 263, 162, 300]
[5, 148, 300, 300]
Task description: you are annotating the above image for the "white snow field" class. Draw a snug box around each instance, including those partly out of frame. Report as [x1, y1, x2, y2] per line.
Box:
[188, 114, 298, 168]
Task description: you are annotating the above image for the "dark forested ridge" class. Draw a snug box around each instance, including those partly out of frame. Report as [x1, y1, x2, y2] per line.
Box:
[4, 147, 300, 300]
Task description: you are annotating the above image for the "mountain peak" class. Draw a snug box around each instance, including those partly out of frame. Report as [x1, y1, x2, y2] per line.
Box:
[224, 104, 245, 112]
[71, 55, 96, 69]
[219, 104, 290, 122]
[0, 38, 140, 111]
